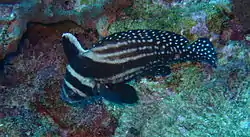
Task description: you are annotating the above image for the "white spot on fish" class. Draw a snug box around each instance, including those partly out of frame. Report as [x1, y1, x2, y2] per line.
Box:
[148, 39, 153, 42]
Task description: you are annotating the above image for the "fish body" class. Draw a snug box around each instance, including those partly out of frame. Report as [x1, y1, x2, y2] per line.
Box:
[60, 29, 217, 105]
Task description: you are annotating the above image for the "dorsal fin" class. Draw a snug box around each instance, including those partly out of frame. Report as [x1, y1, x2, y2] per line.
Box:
[62, 33, 88, 62]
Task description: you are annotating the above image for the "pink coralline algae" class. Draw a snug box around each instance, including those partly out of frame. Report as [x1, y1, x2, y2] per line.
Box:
[220, 19, 244, 43]
[190, 11, 209, 37]
[190, 22, 209, 37]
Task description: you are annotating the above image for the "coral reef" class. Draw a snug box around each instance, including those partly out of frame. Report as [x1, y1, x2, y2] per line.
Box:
[0, 0, 133, 60]
[0, 23, 119, 136]
[1, 0, 249, 137]
[108, 0, 230, 41]
[113, 41, 250, 137]
[106, 0, 250, 136]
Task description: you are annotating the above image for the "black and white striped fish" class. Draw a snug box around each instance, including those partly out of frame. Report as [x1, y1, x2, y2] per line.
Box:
[60, 29, 217, 105]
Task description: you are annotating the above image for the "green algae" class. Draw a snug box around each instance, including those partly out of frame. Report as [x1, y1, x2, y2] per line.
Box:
[206, 4, 232, 34]
[108, 0, 193, 34]
[113, 60, 250, 137]
[0, 110, 57, 137]
[2, 0, 248, 136]
[107, 1, 250, 134]
[108, 4, 196, 36]
[79, 0, 101, 5]
[167, 66, 204, 92]
[79, 0, 107, 7]
[141, 81, 249, 137]
[108, 0, 229, 40]
[89, 1, 250, 136]
[218, 40, 250, 66]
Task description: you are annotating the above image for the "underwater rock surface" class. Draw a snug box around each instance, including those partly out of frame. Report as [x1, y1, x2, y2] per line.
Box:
[0, 0, 132, 60]
[0, 0, 250, 137]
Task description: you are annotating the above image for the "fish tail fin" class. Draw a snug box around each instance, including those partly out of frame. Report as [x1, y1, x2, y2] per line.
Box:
[187, 38, 217, 68]
[61, 33, 88, 61]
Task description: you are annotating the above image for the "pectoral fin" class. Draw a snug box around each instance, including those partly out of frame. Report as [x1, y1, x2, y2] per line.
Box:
[99, 83, 139, 104]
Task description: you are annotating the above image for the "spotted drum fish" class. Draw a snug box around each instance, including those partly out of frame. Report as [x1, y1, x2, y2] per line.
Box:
[61, 29, 217, 105]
